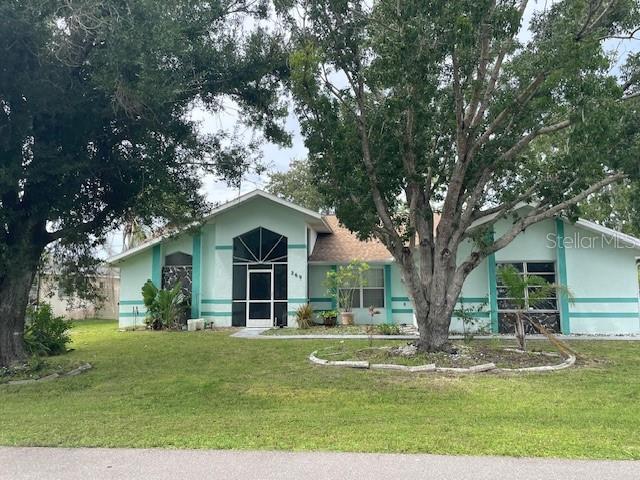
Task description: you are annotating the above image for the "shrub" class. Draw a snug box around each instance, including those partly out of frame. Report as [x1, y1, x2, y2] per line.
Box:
[318, 309, 338, 326]
[24, 304, 73, 356]
[141, 280, 186, 330]
[296, 304, 314, 329]
[377, 323, 401, 335]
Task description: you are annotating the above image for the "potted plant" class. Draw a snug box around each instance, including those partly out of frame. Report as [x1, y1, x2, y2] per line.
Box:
[317, 309, 338, 326]
[324, 260, 369, 326]
[295, 304, 314, 329]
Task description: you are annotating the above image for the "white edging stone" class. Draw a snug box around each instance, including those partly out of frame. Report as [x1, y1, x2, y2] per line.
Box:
[3, 363, 92, 386]
[408, 364, 437, 373]
[309, 350, 576, 374]
[497, 354, 576, 373]
[370, 363, 410, 371]
[327, 360, 370, 369]
[436, 363, 496, 373]
[309, 352, 328, 365]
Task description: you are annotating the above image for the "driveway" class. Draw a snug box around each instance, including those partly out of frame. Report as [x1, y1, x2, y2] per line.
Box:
[1, 447, 638, 480]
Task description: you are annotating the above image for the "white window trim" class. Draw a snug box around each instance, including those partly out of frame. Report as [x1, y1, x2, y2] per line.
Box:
[338, 268, 386, 309]
[496, 261, 559, 313]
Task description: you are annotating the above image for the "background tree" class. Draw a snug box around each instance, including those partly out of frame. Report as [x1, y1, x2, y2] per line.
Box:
[0, 0, 289, 367]
[265, 158, 331, 211]
[286, 0, 640, 352]
[581, 181, 640, 237]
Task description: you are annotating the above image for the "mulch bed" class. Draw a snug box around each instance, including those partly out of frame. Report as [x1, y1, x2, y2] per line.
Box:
[321, 341, 561, 369]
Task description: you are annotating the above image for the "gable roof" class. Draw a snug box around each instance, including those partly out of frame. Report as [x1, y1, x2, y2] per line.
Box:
[309, 215, 393, 262]
[573, 218, 640, 249]
[468, 203, 640, 250]
[109, 190, 640, 266]
[108, 190, 332, 264]
[309, 214, 443, 263]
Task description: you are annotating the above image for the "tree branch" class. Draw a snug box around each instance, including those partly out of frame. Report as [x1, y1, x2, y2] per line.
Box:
[455, 172, 627, 283]
[501, 119, 572, 162]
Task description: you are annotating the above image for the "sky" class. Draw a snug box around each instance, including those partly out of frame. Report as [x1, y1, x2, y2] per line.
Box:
[190, 102, 307, 205]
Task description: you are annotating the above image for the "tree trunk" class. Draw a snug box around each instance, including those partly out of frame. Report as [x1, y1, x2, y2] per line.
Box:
[409, 262, 460, 353]
[514, 312, 526, 351]
[415, 303, 454, 352]
[0, 229, 45, 368]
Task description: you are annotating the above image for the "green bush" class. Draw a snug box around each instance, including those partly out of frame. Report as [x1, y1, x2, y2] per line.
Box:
[141, 280, 186, 330]
[24, 304, 73, 356]
[377, 323, 401, 335]
[295, 304, 314, 329]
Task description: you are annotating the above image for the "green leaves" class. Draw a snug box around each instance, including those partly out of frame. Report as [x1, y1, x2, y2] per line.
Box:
[265, 158, 331, 211]
[324, 260, 369, 312]
[141, 280, 186, 330]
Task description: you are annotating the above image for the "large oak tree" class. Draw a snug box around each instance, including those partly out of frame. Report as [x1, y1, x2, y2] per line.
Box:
[0, 0, 289, 367]
[287, 0, 640, 351]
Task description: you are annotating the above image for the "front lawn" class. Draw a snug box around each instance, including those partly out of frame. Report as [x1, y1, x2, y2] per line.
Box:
[1, 319, 639, 459]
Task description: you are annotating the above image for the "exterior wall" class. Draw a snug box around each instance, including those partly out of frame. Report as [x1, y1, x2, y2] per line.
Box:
[309, 264, 334, 315]
[562, 221, 640, 334]
[115, 197, 640, 333]
[163, 234, 193, 257]
[36, 274, 119, 320]
[200, 197, 310, 327]
[118, 249, 153, 327]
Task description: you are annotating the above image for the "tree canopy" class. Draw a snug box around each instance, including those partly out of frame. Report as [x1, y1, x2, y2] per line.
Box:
[286, 0, 640, 350]
[266, 158, 331, 211]
[0, 0, 289, 366]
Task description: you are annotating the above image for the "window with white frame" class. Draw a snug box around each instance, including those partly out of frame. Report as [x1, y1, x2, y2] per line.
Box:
[496, 261, 560, 334]
[496, 261, 558, 312]
[338, 268, 385, 309]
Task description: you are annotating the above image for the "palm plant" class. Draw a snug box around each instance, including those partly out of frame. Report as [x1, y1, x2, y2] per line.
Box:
[141, 280, 186, 330]
[497, 265, 574, 352]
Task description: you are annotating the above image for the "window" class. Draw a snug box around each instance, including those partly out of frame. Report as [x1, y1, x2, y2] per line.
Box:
[338, 268, 385, 309]
[497, 261, 560, 334]
[233, 227, 287, 263]
[497, 262, 557, 312]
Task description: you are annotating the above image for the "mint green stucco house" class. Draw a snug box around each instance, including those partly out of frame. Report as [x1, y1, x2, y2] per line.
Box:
[108, 190, 640, 335]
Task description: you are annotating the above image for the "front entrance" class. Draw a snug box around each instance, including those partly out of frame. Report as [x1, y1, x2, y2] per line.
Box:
[247, 270, 273, 328]
[232, 227, 288, 327]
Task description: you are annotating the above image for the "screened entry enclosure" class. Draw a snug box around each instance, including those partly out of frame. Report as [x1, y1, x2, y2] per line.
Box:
[232, 227, 288, 327]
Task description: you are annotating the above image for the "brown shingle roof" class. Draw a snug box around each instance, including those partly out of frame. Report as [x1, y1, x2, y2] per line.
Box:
[310, 216, 391, 262]
[309, 214, 442, 263]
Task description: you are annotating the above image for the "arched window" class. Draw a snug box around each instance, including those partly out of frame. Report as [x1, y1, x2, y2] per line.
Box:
[164, 251, 193, 266]
[233, 227, 287, 264]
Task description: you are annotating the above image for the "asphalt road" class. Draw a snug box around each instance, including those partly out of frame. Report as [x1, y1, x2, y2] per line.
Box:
[1, 447, 638, 480]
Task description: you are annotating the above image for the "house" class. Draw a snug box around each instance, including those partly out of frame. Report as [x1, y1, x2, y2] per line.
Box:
[108, 190, 640, 334]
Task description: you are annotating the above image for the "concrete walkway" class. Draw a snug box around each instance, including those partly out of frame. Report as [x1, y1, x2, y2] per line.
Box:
[1, 447, 638, 480]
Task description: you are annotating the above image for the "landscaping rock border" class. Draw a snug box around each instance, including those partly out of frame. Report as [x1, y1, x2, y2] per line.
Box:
[309, 350, 576, 374]
[2, 363, 92, 386]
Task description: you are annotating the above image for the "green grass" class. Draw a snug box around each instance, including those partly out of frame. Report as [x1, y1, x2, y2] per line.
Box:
[1, 319, 639, 459]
